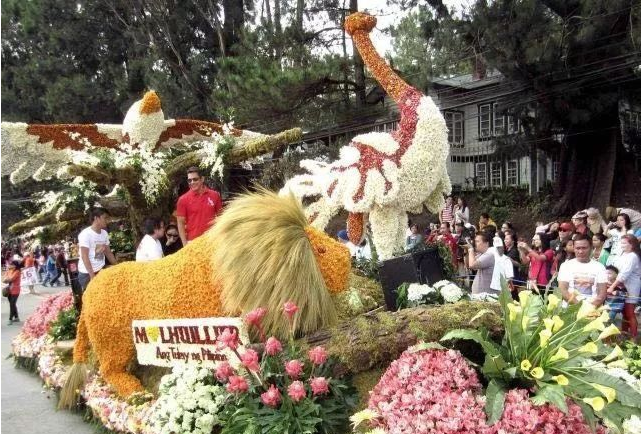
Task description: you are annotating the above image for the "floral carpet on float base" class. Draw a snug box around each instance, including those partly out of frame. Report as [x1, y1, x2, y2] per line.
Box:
[11, 287, 641, 434]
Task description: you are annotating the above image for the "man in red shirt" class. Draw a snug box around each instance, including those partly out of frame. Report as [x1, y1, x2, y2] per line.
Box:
[176, 167, 223, 245]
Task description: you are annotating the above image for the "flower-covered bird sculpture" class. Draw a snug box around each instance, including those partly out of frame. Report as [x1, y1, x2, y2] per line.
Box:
[1, 90, 266, 183]
[281, 12, 451, 259]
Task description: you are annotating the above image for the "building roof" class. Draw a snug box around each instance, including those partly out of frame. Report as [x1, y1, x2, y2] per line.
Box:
[431, 70, 503, 90]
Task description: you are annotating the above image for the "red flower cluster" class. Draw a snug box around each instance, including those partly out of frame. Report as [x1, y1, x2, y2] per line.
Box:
[22, 291, 73, 338]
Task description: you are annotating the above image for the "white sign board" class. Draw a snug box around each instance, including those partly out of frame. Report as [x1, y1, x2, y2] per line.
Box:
[132, 317, 249, 368]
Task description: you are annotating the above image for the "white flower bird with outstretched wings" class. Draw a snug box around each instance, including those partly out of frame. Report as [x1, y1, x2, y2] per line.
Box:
[1, 91, 262, 183]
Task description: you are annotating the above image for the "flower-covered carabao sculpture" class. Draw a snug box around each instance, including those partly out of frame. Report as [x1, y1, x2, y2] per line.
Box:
[59, 190, 351, 401]
[281, 12, 451, 260]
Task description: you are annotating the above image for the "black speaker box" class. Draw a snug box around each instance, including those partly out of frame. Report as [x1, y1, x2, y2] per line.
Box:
[378, 248, 444, 310]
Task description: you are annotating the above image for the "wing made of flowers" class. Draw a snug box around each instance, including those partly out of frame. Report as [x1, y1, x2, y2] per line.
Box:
[157, 119, 265, 149]
[1, 122, 124, 183]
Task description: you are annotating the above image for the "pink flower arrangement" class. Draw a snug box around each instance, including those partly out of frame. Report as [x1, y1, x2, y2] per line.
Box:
[493, 389, 607, 434]
[240, 349, 260, 371]
[285, 359, 304, 379]
[287, 381, 307, 402]
[22, 291, 73, 338]
[308, 346, 328, 365]
[261, 384, 282, 407]
[366, 348, 605, 434]
[282, 301, 298, 319]
[265, 337, 283, 356]
[244, 307, 267, 327]
[215, 362, 235, 381]
[310, 377, 329, 396]
[216, 328, 239, 350]
[227, 375, 249, 394]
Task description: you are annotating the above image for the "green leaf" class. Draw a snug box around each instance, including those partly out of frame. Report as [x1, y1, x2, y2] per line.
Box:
[584, 370, 641, 408]
[575, 400, 597, 432]
[408, 341, 446, 353]
[498, 286, 513, 314]
[469, 308, 499, 324]
[531, 385, 568, 413]
[504, 367, 518, 379]
[485, 379, 506, 425]
[599, 401, 638, 433]
[441, 328, 500, 356]
[482, 354, 508, 379]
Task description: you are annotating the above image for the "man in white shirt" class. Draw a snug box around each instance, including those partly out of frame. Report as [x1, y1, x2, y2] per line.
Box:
[558, 235, 607, 306]
[490, 236, 514, 292]
[136, 218, 165, 262]
[77, 208, 117, 294]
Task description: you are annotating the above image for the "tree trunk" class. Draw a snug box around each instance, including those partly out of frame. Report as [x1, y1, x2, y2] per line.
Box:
[349, 0, 367, 106]
[341, 4, 350, 106]
[222, 0, 244, 54]
[552, 117, 618, 215]
[303, 302, 502, 374]
[274, 0, 282, 58]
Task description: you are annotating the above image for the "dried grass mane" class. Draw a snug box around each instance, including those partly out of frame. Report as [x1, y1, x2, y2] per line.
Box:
[209, 188, 338, 338]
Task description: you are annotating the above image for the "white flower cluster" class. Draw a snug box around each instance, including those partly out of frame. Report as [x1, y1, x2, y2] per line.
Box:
[281, 95, 451, 261]
[113, 142, 168, 204]
[196, 122, 237, 182]
[407, 283, 436, 304]
[433, 280, 464, 303]
[35, 191, 65, 215]
[149, 364, 228, 434]
[623, 415, 641, 434]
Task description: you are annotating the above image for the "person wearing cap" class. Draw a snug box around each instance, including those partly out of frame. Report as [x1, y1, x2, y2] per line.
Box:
[551, 221, 574, 252]
[3, 260, 22, 324]
[572, 211, 589, 237]
[490, 236, 514, 293]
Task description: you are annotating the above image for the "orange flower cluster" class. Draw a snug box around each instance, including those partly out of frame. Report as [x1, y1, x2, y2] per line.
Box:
[138, 91, 162, 115]
[345, 12, 410, 101]
[25, 124, 120, 150]
[347, 212, 364, 244]
[75, 233, 223, 396]
[156, 119, 241, 149]
[304, 226, 351, 294]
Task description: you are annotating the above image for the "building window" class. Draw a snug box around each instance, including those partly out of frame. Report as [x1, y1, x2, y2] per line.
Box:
[552, 161, 560, 181]
[507, 160, 518, 186]
[493, 107, 505, 136]
[479, 104, 492, 138]
[475, 162, 487, 188]
[490, 161, 502, 187]
[626, 110, 641, 131]
[507, 115, 520, 134]
[445, 111, 464, 147]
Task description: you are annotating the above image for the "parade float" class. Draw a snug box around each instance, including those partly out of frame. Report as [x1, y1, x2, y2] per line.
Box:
[8, 11, 641, 434]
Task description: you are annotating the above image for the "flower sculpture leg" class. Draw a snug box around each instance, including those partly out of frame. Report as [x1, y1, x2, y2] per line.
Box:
[59, 190, 351, 402]
[281, 12, 450, 260]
